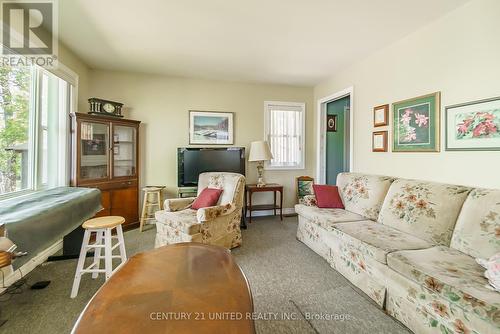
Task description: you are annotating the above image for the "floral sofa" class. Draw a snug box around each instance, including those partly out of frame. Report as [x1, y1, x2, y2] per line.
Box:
[296, 172, 500, 334]
[155, 172, 245, 249]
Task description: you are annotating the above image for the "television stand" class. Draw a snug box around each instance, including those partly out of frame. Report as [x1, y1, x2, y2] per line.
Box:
[178, 187, 197, 198]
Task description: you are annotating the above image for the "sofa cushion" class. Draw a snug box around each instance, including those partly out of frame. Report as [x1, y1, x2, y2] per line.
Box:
[451, 188, 500, 259]
[155, 209, 200, 235]
[313, 184, 344, 208]
[332, 220, 432, 264]
[387, 246, 500, 327]
[337, 173, 395, 220]
[294, 204, 365, 231]
[379, 179, 471, 245]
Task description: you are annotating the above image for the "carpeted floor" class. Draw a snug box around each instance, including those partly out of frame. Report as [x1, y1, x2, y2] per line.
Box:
[0, 216, 409, 334]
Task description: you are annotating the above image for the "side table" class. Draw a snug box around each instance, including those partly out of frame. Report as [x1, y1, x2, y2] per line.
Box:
[245, 183, 283, 223]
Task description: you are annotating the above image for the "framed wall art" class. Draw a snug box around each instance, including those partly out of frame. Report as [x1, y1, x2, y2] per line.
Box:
[189, 111, 234, 145]
[373, 104, 389, 127]
[392, 92, 440, 152]
[296, 176, 314, 204]
[372, 131, 388, 152]
[327, 114, 337, 132]
[445, 96, 500, 151]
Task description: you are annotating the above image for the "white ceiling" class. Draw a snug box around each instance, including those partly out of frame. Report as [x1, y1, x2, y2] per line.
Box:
[59, 0, 468, 86]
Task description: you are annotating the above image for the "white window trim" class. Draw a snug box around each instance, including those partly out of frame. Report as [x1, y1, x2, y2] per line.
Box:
[0, 60, 78, 201]
[264, 101, 306, 170]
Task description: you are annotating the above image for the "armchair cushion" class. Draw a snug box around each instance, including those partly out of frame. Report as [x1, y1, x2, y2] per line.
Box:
[196, 203, 235, 222]
[155, 209, 200, 234]
[163, 197, 196, 212]
[191, 188, 223, 210]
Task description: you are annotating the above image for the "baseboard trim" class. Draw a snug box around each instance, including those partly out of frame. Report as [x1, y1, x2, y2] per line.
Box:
[0, 239, 63, 293]
[245, 207, 295, 217]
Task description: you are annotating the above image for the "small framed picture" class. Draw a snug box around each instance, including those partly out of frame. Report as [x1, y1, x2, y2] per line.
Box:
[373, 131, 388, 152]
[373, 104, 389, 127]
[446, 96, 500, 151]
[327, 115, 337, 132]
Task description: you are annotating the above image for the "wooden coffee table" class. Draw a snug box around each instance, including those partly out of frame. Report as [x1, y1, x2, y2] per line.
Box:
[72, 243, 255, 334]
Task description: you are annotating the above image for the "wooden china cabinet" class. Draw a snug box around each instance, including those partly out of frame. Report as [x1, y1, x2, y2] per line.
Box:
[70, 112, 141, 229]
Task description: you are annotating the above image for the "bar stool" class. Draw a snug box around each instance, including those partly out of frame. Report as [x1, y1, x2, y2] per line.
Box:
[140, 186, 164, 232]
[70, 216, 127, 298]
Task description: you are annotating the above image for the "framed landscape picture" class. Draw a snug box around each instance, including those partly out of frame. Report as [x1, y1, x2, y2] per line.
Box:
[189, 111, 234, 145]
[445, 96, 500, 151]
[392, 92, 440, 152]
[373, 104, 389, 127]
[372, 131, 388, 152]
[296, 176, 314, 204]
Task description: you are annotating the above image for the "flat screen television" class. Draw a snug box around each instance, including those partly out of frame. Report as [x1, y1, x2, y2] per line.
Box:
[178, 147, 245, 187]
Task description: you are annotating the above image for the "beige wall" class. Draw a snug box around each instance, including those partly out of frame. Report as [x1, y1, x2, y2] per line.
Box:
[58, 43, 90, 113]
[314, 0, 500, 189]
[88, 70, 314, 208]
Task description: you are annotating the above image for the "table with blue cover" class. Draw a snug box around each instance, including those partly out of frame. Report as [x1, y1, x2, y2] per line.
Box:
[0, 187, 102, 269]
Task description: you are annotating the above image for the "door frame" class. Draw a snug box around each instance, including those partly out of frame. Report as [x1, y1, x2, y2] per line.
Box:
[316, 86, 354, 184]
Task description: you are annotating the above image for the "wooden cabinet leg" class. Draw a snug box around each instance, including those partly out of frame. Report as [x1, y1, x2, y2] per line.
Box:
[280, 190, 283, 221]
[249, 191, 252, 224]
[273, 191, 277, 217]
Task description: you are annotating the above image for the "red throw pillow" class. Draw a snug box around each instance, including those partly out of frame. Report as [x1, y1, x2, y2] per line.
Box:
[313, 184, 344, 209]
[191, 188, 223, 209]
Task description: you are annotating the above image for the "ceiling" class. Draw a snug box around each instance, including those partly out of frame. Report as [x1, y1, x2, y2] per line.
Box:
[58, 0, 468, 86]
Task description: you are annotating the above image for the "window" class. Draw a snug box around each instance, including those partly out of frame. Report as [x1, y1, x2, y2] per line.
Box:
[264, 101, 305, 169]
[0, 64, 74, 198]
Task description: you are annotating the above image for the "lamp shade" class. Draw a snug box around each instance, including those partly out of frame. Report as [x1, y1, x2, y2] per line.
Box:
[248, 141, 273, 161]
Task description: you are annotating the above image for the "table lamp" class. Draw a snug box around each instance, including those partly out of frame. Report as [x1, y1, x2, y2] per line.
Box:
[248, 141, 273, 187]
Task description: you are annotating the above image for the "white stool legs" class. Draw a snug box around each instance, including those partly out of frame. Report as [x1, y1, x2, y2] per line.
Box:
[70, 225, 127, 298]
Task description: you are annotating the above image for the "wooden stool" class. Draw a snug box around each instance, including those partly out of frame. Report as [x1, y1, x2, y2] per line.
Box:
[140, 186, 164, 232]
[70, 216, 127, 298]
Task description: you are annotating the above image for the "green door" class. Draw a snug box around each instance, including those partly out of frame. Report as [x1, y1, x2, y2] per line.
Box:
[326, 96, 349, 184]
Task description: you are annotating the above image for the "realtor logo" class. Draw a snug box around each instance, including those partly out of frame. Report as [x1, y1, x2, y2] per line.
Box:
[1, 0, 58, 67]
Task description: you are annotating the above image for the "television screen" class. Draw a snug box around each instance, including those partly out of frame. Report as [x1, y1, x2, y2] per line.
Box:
[178, 147, 245, 187]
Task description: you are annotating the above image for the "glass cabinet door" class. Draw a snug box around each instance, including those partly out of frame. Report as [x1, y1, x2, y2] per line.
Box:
[79, 122, 110, 180]
[112, 125, 137, 177]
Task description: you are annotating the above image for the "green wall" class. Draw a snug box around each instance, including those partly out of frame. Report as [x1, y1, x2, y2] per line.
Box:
[326, 97, 349, 184]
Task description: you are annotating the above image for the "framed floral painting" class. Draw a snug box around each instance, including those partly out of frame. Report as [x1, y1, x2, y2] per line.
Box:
[445, 96, 500, 151]
[392, 92, 440, 152]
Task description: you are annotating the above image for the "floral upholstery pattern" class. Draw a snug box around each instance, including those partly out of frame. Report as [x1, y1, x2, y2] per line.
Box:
[337, 173, 395, 220]
[155, 209, 200, 234]
[196, 203, 234, 222]
[163, 197, 196, 212]
[451, 188, 500, 259]
[299, 194, 317, 206]
[386, 267, 498, 334]
[379, 179, 471, 245]
[387, 246, 500, 329]
[296, 172, 500, 334]
[294, 204, 366, 231]
[155, 172, 245, 249]
[332, 220, 432, 264]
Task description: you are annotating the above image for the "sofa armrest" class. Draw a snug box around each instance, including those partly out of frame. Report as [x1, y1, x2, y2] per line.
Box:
[164, 197, 196, 212]
[300, 194, 317, 207]
[196, 203, 236, 222]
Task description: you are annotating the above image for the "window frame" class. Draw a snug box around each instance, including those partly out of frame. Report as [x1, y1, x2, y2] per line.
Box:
[264, 101, 306, 170]
[0, 62, 77, 201]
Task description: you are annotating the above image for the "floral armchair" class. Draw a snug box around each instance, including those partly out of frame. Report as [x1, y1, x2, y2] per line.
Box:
[154, 172, 245, 249]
